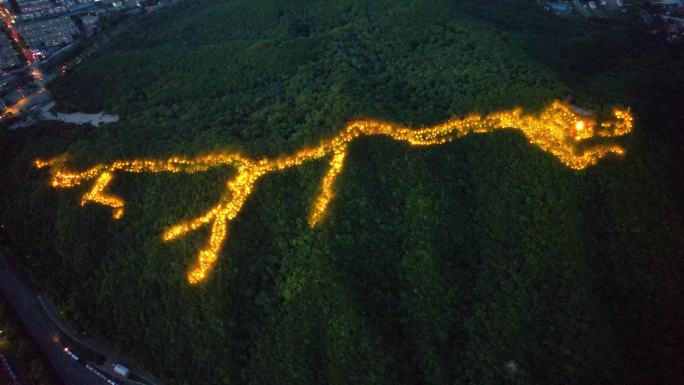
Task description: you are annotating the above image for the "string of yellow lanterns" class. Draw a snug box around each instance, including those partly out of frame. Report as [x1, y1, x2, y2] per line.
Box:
[35, 100, 633, 284]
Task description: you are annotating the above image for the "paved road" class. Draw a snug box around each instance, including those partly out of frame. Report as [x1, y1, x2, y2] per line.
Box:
[0, 255, 113, 385]
[572, 0, 592, 16]
[0, 352, 25, 385]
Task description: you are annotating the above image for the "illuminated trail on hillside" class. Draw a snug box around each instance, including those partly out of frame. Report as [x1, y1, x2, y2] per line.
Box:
[36, 101, 633, 284]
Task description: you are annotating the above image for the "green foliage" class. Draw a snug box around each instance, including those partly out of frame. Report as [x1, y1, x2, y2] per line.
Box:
[0, 302, 56, 385]
[1, 1, 683, 385]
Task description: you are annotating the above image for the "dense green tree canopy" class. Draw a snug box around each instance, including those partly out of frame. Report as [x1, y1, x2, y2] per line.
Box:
[1, 1, 683, 384]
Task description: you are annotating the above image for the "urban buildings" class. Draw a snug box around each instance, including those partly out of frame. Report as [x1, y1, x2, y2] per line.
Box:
[15, 0, 54, 14]
[16, 16, 79, 48]
[0, 33, 19, 69]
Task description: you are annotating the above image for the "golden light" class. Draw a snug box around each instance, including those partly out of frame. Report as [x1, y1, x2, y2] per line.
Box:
[36, 101, 633, 284]
[31, 68, 43, 82]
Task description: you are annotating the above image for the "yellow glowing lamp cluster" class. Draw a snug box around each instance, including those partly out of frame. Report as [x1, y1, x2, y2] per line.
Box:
[36, 101, 633, 284]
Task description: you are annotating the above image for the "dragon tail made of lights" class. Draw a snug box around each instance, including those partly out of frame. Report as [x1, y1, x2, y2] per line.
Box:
[36, 100, 633, 284]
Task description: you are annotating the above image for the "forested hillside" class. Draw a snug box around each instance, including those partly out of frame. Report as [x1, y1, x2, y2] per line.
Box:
[1, 1, 683, 384]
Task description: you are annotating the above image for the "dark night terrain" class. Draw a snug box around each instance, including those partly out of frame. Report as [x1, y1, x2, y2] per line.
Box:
[1, 1, 683, 384]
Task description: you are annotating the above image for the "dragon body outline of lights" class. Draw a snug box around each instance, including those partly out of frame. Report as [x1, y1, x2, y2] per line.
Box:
[36, 100, 633, 284]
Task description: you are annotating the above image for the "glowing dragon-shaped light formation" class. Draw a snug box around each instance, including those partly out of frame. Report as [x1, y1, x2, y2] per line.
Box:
[36, 101, 633, 284]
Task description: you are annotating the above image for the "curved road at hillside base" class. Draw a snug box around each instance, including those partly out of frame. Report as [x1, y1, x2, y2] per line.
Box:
[0, 254, 119, 385]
